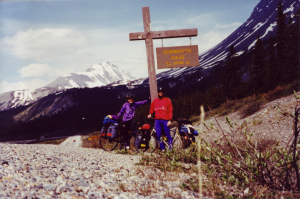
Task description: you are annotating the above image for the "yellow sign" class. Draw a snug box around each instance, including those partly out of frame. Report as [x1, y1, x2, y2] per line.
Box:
[156, 45, 199, 69]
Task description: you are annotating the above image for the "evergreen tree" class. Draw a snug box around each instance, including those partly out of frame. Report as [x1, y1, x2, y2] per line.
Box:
[249, 35, 267, 94]
[275, 1, 288, 85]
[288, 9, 300, 82]
[283, 17, 295, 83]
[267, 36, 277, 90]
[221, 45, 243, 99]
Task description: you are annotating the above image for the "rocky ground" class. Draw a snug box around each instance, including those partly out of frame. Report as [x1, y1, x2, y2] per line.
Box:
[4, 93, 297, 198]
[0, 143, 200, 199]
[196, 92, 299, 146]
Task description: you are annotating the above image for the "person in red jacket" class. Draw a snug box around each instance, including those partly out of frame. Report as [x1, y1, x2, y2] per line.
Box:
[147, 86, 173, 151]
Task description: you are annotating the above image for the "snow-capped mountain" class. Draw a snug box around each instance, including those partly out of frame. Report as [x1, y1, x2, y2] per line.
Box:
[0, 62, 135, 111]
[142, 0, 299, 84]
[45, 62, 135, 90]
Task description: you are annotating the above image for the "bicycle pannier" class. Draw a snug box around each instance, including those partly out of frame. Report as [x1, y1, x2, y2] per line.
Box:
[137, 129, 150, 148]
[108, 123, 118, 138]
[179, 124, 199, 136]
[101, 116, 118, 138]
[101, 127, 111, 137]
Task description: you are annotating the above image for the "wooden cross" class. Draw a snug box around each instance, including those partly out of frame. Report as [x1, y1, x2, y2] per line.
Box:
[129, 7, 198, 102]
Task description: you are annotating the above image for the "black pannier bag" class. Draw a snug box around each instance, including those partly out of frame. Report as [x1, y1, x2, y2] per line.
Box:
[137, 129, 150, 148]
[141, 129, 150, 143]
[137, 123, 151, 148]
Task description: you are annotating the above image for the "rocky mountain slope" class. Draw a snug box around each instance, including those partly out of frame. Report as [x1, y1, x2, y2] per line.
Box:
[0, 62, 135, 111]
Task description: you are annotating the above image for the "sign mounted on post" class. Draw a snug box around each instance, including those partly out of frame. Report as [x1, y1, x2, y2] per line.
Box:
[129, 7, 198, 102]
[156, 45, 199, 69]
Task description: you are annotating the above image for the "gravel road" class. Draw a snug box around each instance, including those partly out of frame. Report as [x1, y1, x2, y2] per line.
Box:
[0, 143, 200, 198]
[60, 136, 82, 147]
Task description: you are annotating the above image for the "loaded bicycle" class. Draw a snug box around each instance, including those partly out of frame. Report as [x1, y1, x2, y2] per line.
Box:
[134, 119, 198, 153]
[99, 119, 144, 151]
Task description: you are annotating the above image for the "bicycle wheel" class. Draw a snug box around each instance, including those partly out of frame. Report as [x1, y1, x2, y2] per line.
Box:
[135, 133, 157, 153]
[148, 135, 157, 153]
[128, 133, 137, 152]
[99, 132, 119, 151]
[186, 135, 196, 152]
[172, 135, 183, 151]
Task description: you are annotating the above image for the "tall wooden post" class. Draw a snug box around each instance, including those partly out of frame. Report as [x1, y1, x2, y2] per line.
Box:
[143, 7, 158, 102]
[129, 7, 197, 102]
[199, 105, 205, 199]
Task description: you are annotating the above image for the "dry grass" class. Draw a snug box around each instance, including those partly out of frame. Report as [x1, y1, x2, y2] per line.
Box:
[199, 99, 300, 197]
[134, 93, 300, 198]
[81, 132, 101, 148]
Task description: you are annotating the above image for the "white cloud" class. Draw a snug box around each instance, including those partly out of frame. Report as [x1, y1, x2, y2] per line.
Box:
[18, 63, 53, 77]
[0, 27, 149, 78]
[197, 30, 232, 53]
[184, 13, 218, 27]
[1, 28, 88, 62]
[0, 78, 51, 94]
[214, 22, 242, 29]
[0, 22, 241, 82]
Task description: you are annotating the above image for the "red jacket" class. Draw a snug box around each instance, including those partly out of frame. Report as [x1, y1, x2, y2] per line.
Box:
[149, 97, 173, 120]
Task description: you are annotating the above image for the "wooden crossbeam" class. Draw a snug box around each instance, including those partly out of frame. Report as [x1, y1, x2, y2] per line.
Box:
[129, 29, 198, 41]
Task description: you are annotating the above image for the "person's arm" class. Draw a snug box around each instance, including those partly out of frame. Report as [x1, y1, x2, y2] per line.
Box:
[148, 99, 155, 118]
[118, 103, 126, 118]
[167, 99, 173, 126]
[110, 115, 120, 120]
[135, 99, 149, 108]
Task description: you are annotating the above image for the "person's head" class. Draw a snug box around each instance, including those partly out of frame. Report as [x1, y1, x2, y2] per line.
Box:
[157, 86, 165, 99]
[126, 93, 134, 103]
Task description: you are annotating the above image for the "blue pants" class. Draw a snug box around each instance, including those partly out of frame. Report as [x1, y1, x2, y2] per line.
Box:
[155, 120, 172, 150]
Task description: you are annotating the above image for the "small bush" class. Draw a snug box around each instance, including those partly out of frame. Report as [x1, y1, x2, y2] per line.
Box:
[81, 133, 101, 148]
[222, 100, 237, 110]
[242, 96, 256, 104]
[240, 99, 265, 118]
[283, 80, 300, 96]
[262, 86, 285, 101]
[217, 99, 247, 116]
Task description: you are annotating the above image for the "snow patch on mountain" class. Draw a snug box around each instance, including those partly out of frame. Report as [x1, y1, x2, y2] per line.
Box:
[0, 62, 135, 111]
[261, 22, 277, 38]
[245, 19, 254, 27]
[69, 80, 79, 88]
[284, 2, 296, 13]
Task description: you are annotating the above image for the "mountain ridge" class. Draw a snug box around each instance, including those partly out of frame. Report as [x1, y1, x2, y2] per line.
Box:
[0, 62, 135, 111]
[141, 0, 299, 85]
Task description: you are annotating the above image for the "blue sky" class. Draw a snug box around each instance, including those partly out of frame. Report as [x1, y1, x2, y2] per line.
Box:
[0, 0, 260, 94]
